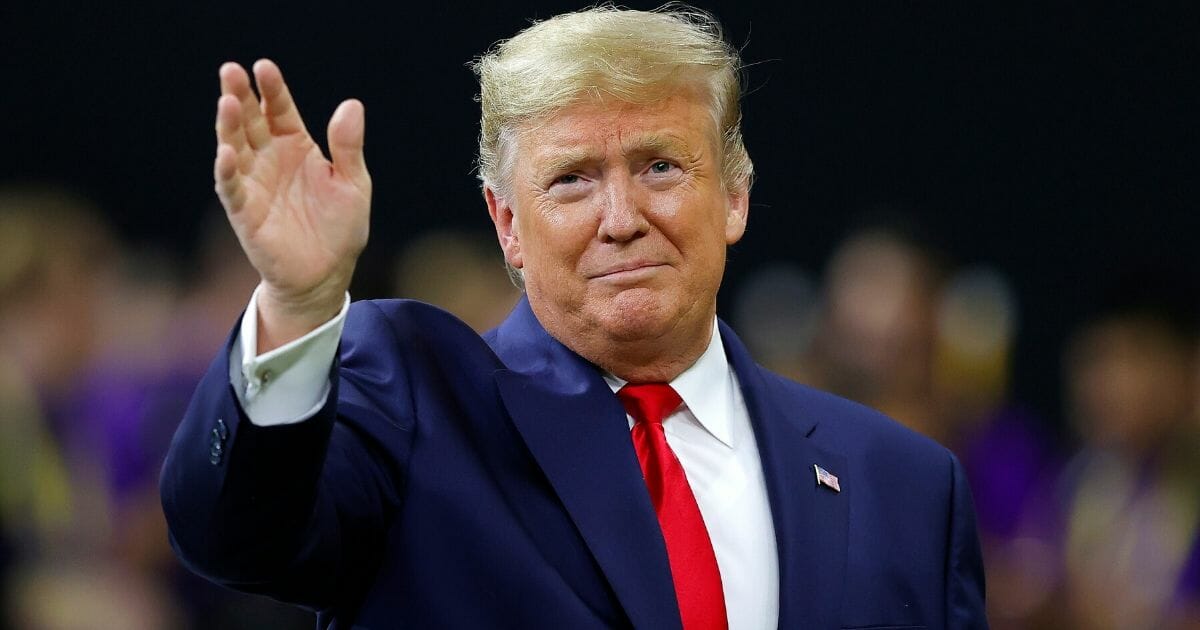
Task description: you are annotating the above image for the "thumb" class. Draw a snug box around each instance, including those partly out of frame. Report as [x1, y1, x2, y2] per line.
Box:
[328, 99, 368, 187]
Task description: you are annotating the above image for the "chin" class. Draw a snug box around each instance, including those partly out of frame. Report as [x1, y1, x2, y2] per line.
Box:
[593, 288, 677, 341]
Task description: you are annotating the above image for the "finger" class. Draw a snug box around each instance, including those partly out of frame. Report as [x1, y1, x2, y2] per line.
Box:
[253, 58, 307, 136]
[219, 62, 271, 149]
[214, 143, 248, 212]
[215, 95, 249, 159]
[328, 99, 370, 188]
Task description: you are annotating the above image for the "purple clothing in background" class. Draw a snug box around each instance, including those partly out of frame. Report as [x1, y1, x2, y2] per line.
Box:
[956, 405, 1063, 542]
[1176, 514, 1200, 603]
[66, 360, 198, 505]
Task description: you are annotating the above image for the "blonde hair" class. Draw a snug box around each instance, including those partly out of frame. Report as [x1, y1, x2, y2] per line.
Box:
[471, 5, 753, 198]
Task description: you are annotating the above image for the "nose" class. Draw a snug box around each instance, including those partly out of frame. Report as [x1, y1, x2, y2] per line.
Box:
[596, 173, 650, 243]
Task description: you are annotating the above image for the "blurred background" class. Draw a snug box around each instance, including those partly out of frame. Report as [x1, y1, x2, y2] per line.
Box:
[1, 1, 1197, 628]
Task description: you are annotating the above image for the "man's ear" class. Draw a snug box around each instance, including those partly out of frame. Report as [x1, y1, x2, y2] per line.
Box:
[485, 186, 523, 269]
[724, 183, 750, 245]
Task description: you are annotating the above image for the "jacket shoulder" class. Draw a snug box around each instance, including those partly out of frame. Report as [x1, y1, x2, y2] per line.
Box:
[342, 299, 498, 361]
[346, 298, 477, 337]
[338, 299, 504, 422]
[757, 368, 954, 469]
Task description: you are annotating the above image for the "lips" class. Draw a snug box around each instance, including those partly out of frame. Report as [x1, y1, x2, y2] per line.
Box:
[590, 261, 667, 281]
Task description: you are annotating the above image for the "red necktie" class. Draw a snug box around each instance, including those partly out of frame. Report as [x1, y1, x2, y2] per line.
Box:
[618, 383, 728, 630]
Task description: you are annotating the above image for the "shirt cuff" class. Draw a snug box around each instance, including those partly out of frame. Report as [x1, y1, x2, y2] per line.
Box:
[228, 284, 350, 426]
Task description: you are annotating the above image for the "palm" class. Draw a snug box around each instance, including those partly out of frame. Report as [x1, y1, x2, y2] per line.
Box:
[234, 134, 367, 291]
[215, 60, 370, 304]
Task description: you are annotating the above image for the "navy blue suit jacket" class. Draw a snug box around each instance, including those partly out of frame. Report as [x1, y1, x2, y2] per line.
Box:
[161, 297, 987, 629]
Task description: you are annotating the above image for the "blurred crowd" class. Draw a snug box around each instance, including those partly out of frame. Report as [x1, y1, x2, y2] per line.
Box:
[735, 222, 1200, 629]
[0, 185, 1196, 629]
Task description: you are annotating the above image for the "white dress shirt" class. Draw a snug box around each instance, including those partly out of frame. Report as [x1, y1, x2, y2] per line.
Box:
[231, 285, 779, 629]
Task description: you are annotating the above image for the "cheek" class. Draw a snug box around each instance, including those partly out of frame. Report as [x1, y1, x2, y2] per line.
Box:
[523, 204, 595, 266]
[538, 190, 601, 228]
[690, 222, 733, 287]
[670, 202, 732, 261]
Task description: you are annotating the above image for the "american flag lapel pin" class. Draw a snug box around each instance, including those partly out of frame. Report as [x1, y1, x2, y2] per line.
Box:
[814, 464, 841, 493]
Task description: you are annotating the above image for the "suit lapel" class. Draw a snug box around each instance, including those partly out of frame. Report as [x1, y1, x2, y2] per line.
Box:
[487, 301, 850, 628]
[490, 299, 682, 630]
[719, 321, 849, 630]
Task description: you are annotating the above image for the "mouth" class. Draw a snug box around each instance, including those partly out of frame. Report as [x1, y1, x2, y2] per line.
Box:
[590, 261, 667, 283]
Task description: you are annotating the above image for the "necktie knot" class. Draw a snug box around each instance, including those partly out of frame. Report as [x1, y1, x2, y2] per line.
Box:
[617, 383, 683, 426]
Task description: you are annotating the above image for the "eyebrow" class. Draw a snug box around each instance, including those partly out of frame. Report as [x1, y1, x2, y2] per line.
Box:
[531, 132, 697, 181]
[621, 133, 692, 159]
[537, 147, 606, 179]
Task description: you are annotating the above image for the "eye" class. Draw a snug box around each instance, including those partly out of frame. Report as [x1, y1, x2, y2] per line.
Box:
[650, 160, 674, 174]
[554, 173, 581, 186]
[547, 172, 589, 202]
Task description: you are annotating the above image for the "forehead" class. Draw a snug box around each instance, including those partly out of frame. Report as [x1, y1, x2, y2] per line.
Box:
[514, 94, 718, 167]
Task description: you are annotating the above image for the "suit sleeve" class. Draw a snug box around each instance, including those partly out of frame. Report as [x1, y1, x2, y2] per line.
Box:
[945, 452, 990, 629]
[159, 303, 414, 612]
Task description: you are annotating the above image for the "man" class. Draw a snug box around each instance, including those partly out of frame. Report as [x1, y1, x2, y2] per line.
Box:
[161, 7, 987, 628]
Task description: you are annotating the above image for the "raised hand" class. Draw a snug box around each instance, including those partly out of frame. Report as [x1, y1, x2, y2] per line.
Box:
[214, 59, 371, 351]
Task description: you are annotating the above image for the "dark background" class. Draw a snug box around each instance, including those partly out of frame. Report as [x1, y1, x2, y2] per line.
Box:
[3, 1, 1197, 429]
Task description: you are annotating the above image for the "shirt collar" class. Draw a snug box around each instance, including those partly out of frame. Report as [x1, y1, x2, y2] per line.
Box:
[602, 320, 736, 449]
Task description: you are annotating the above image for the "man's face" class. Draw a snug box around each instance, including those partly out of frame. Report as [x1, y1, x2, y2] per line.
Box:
[487, 93, 748, 363]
